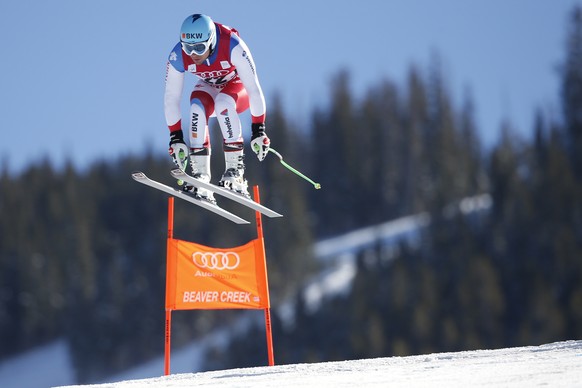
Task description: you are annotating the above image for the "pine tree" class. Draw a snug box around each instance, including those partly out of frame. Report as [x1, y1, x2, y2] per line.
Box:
[561, 6, 582, 179]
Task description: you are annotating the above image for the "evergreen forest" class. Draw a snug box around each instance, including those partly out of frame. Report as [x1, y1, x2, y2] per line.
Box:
[1, 6, 581, 384]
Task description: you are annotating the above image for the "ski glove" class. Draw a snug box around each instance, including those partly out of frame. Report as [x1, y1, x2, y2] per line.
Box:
[250, 123, 270, 161]
[169, 130, 189, 171]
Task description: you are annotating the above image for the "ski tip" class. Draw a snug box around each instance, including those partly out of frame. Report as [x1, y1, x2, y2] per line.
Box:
[131, 171, 147, 180]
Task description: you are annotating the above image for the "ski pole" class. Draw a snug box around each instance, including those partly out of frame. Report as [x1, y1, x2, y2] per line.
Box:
[268, 147, 321, 189]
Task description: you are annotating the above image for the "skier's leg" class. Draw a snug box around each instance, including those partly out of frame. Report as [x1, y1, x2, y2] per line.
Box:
[189, 85, 215, 151]
[215, 93, 243, 144]
[215, 82, 249, 196]
[186, 85, 217, 202]
[219, 142, 249, 197]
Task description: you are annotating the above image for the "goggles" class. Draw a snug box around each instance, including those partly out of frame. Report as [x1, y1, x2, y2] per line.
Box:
[181, 40, 211, 56]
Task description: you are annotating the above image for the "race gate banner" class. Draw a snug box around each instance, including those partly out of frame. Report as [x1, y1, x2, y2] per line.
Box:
[165, 238, 270, 310]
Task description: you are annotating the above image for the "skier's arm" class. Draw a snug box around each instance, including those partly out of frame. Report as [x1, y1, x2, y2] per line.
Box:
[164, 62, 185, 133]
[164, 45, 186, 133]
[164, 45, 188, 167]
[230, 36, 266, 124]
[230, 36, 270, 160]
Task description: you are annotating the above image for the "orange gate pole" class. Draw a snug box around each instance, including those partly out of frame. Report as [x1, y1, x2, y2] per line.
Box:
[164, 197, 175, 375]
[253, 186, 275, 366]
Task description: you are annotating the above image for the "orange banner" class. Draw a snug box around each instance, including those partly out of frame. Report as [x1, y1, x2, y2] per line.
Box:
[165, 238, 270, 310]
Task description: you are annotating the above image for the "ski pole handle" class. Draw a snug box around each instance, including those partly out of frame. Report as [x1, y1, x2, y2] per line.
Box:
[268, 148, 321, 189]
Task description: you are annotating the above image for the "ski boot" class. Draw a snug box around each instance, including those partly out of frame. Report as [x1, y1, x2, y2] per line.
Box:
[185, 148, 216, 204]
[219, 144, 250, 198]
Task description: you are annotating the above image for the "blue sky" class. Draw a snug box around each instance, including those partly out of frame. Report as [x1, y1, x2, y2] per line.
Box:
[0, 0, 580, 173]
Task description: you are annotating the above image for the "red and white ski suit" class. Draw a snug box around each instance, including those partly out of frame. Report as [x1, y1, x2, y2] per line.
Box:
[164, 23, 266, 150]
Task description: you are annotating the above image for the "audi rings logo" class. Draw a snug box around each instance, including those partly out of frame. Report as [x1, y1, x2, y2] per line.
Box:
[192, 252, 240, 270]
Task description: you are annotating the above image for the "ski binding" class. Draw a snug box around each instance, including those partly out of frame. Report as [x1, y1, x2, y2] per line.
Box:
[170, 168, 283, 218]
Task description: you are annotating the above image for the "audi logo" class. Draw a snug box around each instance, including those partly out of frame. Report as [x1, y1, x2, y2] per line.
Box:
[192, 252, 240, 270]
[196, 70, 230, 78]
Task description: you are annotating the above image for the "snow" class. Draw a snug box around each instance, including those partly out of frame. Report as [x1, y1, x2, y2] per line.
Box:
[0, 339, 75, 388]
[313, 213, 431, 261]
[56, 340, 582, 388]
[302, 258, 357, 313]
[459, 194, 492, 214]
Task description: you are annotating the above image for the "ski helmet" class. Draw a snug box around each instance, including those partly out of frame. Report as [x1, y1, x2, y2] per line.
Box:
[180, 14, 217, 56]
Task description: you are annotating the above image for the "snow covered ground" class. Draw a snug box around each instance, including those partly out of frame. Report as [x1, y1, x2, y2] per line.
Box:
[0, 339, 75, 388]
[57, 340, 582, 388]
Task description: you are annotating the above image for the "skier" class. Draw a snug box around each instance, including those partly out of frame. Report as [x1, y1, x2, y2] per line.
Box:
[164, 14, 270, 202]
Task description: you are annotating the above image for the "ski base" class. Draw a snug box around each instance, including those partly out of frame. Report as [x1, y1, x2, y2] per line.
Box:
[131, 171, 250, 225]
[170, 168, 283, 218]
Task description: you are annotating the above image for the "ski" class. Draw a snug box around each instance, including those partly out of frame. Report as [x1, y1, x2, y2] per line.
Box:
[170, 168, 283, 218]
[131, 171, 250, 225]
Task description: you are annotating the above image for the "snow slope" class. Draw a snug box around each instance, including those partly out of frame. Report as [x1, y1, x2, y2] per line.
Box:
[57, 340, 582, 388]
[0, 340, 75, 388]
